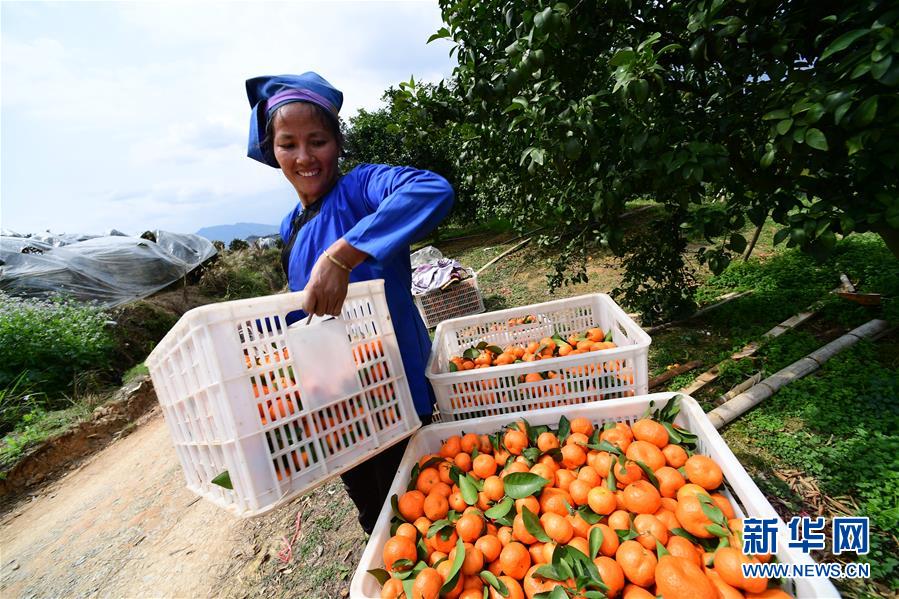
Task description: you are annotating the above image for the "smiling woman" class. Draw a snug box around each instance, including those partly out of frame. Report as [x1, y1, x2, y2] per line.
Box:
[245, 71, 454, 534]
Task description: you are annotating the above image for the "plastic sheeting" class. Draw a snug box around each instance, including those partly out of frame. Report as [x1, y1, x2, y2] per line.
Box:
[0, 231, 217, 307]
[410, 245, 444, 268]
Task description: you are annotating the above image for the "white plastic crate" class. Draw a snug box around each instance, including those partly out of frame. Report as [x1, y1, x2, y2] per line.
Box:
[350, 393, 840, 599]
[413, 269, 485, 329]
[427, 293, 651, 420]
[145, 279, 420, 518]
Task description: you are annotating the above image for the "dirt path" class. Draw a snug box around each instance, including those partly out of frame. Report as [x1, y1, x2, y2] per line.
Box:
[0, 410, 240, 597]
[0, 408, 366, 599]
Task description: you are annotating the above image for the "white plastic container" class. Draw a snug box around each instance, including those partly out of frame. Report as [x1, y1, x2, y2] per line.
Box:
[350, 393, 840, 599]
[413, 269, 485, 329]
[145, 280, 420, 517]
[427, 293, 651, 420]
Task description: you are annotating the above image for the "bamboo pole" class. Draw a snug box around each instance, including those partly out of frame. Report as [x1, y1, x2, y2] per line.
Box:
[707, 319, 889, 429]
[475, 238, 532, 276]
[679, 308, 819, 396]
[648, 360, 703, 391]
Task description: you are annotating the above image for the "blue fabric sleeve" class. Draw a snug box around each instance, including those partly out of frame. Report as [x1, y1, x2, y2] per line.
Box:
[279, 206, 298, 243]
[342, 164, 455, 262]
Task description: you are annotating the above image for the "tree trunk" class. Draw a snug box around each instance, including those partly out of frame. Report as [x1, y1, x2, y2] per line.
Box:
[743, 222, 764, 261]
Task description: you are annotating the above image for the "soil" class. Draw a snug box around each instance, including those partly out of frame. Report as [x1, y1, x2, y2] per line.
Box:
[0, 407, 365, 599]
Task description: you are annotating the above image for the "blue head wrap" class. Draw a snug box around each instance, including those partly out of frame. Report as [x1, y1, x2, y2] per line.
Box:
[246, 72, 344, 168]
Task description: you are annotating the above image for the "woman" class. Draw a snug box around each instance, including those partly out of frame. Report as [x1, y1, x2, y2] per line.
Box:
[246, 71, 453, 533]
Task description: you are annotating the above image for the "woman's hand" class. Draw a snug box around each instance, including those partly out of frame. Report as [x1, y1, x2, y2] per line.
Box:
[303, 239, 367, 317]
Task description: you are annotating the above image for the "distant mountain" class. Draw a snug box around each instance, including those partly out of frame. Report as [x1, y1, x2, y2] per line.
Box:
[195, 222, 279, 243]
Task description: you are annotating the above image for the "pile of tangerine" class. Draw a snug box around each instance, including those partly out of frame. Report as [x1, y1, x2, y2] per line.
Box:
[448, 328, 618, 373]
[374, 407, 794, 599]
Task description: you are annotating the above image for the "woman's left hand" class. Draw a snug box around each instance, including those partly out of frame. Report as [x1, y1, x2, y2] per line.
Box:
[303, 239, 367, 317]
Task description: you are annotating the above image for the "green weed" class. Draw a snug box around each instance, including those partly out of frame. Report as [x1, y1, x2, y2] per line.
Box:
[0, 293, 115, 420]
[724, 342, 899, 588]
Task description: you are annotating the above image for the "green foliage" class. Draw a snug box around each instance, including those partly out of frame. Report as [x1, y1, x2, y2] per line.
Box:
[0, 372, 46, 436]
[345, 83, 477, 222]
[198, 248, 285, 300]
[724, 342, 899, 586]
[416, 0, 898, 312]
[700, 234, 899, 328]
[228, 238, 249, 252]
[110, 300, 178, 376]
[0, 293, 115, 410]
[122, 363, 149, 384]
[613, 209, 697, 324]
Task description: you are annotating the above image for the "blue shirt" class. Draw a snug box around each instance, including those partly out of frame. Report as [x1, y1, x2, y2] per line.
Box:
[279, 163, 454, 416]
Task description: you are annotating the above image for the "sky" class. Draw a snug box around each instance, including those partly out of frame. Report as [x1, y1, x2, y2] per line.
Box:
[1, 0, 456, 237]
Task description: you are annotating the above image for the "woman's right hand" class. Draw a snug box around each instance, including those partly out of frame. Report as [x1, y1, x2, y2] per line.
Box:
[303, 252, 351, 317]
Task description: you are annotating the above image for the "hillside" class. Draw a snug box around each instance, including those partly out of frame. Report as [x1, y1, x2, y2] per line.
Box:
[195, 222, 279, 243]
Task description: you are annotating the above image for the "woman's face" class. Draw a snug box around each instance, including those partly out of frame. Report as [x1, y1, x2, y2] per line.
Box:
[271, 102, 340, 206]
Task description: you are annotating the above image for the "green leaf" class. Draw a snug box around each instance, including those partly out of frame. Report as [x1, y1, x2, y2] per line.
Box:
[503, 472, 549, 498]
[672, 528, 701, 543]
[487, 345, 504, 355]
[480, 570, 510, 596]
[854, 96, 878, 127]
[846, 134, 864, 155]
[460, 473, 480, 506]
[408, 463, 421, 492]
[760, 148, 776, 168]
[448, 361, 459, 372]
[820, 29, 869, 61]
[427, 519, 454, 538]
[463, 348, 480, 360]
[871, 55, 893, 80]
[805, 128, 828, 151]
[697, 494, 728, 528]
[589, 525, 604, 559]
[728, 233, 747, 254]
[634, 460, 660, 490]
[616, 528, 638, 541]
[427, 27, 451, 44]
[834, 101, 852, 125]
[706, 523, 732, 538]
[762, 109, 789, 121]
[485, 497, 515, 519]
[772, 227, 790, 246]
[366, 568, 390, 585]
[775, 119, 793, 135]
[440, 538, 466, 594]
[392, 558, 415, 575]
[522, 505, 552, 542]
[578, 506, 603, 524]
[610, 49, 635, 66]
[557, 415, 571, 443]
[391, 494, 407, 522]
[607, 464, 617, 491]
[587, 440, 622, 455]
[211, 471, 232, 489]
[534, 563, 566, 581]
[656, 539, 670, 557]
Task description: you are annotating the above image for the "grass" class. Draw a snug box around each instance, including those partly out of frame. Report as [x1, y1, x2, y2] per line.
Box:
[0, 391, 108, 472]
[722, 341, 899, 595]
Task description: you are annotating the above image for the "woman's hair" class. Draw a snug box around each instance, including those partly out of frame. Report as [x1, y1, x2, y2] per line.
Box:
[262, 101, 345, 159]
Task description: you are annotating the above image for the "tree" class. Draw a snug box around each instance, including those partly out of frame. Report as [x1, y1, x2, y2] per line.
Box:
[228, 238, 249, 252]
[417, 0, 898, 317]
[344, 84, 479, 221]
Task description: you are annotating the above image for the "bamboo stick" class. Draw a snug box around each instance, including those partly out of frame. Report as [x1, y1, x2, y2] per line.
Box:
[475, 238, 532, 276]
[707, 319, 889, 429]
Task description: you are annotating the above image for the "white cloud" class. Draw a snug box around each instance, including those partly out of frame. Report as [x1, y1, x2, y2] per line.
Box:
[1, 1, 456, 235]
